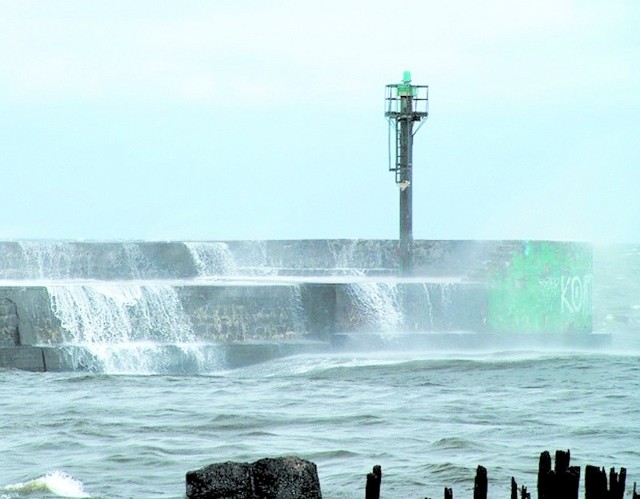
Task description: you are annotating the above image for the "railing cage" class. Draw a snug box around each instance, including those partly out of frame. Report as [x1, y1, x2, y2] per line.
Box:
[384, 84, 429, 118]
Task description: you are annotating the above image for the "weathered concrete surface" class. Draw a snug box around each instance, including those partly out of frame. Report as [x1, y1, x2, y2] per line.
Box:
[335, 281, 488, 333]
[0, 241, 195, 280]
[0, 346, 46, 371]
[0, 342, 330, 372]
[177, 285, 305, 342]
[0, 240, 600, 371]
[186, 456, 322, 499]
[0, 346, 88, 372]
[0, 287, 59, 346]
[0, 298, 19, 346]
[0, 240, 538, 279]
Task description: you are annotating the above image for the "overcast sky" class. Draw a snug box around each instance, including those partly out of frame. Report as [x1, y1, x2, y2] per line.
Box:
[1, 1, 638, 242]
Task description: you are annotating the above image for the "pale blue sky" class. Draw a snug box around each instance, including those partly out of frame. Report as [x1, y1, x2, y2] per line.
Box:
[1, 1, 638, 242]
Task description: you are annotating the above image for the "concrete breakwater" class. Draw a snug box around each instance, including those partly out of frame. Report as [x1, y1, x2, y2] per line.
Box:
[0, 240, 598, 372]
[0, 239, 509, 279]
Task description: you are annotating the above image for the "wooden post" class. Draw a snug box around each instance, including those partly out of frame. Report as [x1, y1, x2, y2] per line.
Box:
[365, 465, 381, 499]
[537, 449, 579, 499]
[633, 482, 640, 499]
[513, 477, 531, 499]
[538, 451, 552, 499]
[585, 465, 607, 499]
[444, 486, 453, 499]
[585, 465, 626, 499]
[474, 465, 487, 499]
[554, 449, 579, 498]
[609, 467, 626, 499]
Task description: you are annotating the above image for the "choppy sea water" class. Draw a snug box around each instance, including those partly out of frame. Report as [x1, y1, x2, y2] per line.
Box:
[2, 348, 640, 499]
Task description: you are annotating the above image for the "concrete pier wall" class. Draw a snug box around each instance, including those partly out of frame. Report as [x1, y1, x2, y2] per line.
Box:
[0, 240, 511, 279]
[0, 240, 596, 371]
[0, 282, 490, 348]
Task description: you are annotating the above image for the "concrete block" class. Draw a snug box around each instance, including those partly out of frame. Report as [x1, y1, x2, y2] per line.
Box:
[0, 346, 45, 371]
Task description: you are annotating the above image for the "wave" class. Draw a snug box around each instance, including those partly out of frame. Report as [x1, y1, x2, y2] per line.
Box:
[223, 349, 640, 390]
[1, 471, 89, 498]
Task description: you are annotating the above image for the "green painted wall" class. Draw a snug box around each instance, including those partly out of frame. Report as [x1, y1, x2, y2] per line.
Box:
[487, 242, 592, 333]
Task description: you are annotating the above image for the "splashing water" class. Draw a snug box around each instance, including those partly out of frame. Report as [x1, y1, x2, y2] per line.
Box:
[122, 243, 150, 279]
[420, 283, 435, 329]
[1, 471, 90, 498]
[345, 281, 403, 333]
[19, 241, 76, 280]
[47, 284, 216, 374]
[185, 241, 237, 277]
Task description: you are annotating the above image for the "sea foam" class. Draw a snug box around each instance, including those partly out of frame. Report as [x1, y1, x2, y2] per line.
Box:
[2, 471, 89, 498]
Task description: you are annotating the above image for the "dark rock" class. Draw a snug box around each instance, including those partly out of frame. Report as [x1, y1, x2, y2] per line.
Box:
[186, 456, 322, 499]
[186, 461, 253, 499]
[253, 456, 322, 499]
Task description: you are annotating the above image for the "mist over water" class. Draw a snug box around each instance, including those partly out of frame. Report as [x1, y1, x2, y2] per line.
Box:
[0, 242, 638, 498]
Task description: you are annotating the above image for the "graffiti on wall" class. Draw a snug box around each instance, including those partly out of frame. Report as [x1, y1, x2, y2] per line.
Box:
[487, 241, 593, 333]
[561, 274, 592, 316]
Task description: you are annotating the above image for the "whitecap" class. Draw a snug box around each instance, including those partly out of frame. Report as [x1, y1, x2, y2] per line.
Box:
[2, 471, 90, 498]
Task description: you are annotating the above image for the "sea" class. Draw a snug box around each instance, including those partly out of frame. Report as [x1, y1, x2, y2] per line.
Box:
[1, 244, 639, 499]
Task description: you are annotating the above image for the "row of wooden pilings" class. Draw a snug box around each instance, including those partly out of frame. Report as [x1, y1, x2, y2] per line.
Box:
[365, 450, 640, 499]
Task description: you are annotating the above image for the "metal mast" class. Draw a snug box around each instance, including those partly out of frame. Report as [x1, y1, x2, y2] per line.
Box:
[385, 71, 429, 275]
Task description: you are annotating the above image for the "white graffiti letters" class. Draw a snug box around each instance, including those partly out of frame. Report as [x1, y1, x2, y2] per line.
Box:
[561, 275, 592, 315]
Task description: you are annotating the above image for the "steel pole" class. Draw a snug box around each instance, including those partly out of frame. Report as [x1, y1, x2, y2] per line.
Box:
[399, 95, 414, 275]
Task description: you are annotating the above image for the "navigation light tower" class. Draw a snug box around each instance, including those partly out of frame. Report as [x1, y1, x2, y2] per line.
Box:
[385, 71, 429, 275]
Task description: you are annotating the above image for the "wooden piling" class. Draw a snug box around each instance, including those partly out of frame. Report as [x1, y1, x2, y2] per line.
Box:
[538, 450, 552, 499]
[556, 450, 580, 499]
[510, 474, 531, 499]
[585, 465, 606, 499]
[474, 465, 487, 499]
[609, 467, 626, 499]
[537, 449, 579, 499]
[361, 450, 633, 498]
[365, 465, 381, 499]
[585, 465, 626, 499]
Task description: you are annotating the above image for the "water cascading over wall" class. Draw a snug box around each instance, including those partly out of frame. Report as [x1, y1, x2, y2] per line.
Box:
[335, 280, 487, 334]
[45, 284, 214, 373]
[0, 242, 314, 373]
[185, 242, 237, 277]
[0, 240, 597, 372]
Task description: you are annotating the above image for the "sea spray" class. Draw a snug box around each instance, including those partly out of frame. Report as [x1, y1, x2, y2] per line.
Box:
[47, 284, 212, 374]
[185, 241, 237, 277]
[1, 471, 90, 498]
[420, 283, 435, 329]
[345, 281, 403, 333]
[122, 242, 151, 279]
[17, 241, 155, 280]
[19, 241, 76, 280]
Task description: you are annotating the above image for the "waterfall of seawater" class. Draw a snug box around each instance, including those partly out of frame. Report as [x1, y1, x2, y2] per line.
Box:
[346, 282, 403, 333]
[185, 242, 237, 277]
[17, 241, 155, 279]
[121, 243, 151, 279]
[19, 242, 77, 280]
[47, 284, 222, 374]
[420, 283, 435, 330]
